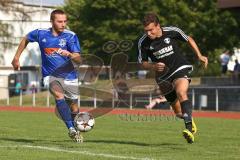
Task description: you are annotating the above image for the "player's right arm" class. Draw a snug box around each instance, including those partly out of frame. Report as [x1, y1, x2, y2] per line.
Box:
[12, 29, 38, 70]
[138, 35, 165, 72]
[141, 61, 165, 72]
[11, 36, 29, 70]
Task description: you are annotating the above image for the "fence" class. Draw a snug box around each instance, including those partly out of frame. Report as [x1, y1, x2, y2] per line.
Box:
[0, 86, 240, 112]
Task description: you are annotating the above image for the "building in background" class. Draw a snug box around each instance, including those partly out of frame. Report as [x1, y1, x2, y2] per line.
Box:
[0, 0, 61, 99]
[0, 0, 62, 66]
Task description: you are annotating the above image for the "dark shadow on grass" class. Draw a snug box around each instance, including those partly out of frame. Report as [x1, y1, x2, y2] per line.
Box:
[87, 139, 149, 146]
[0, 138, 185, 150]
[0, 137, 72, 144]
[0, 137, 40, 143]
[87, 139, 182, 148]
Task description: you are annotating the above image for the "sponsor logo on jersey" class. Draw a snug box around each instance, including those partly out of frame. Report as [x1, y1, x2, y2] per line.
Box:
[42, 38, 47, 43]
[153, 45, 174, 59]
[164, 38, 170, 44]
[59, 38, 66, 47]
[44, 48, 60, 55]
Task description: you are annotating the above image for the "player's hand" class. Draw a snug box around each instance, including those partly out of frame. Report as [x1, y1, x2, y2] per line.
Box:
[57, 49, 72, 57]
[11, 57, 20, 70]
[154, 62, 165, 72]
[198, 55, 208, 68]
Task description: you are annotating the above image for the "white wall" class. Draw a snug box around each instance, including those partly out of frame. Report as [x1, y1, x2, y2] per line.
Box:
[0, 2, 55, 66]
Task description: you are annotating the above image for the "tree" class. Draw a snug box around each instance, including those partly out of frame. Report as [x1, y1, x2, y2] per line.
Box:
[63, 0, 240, 76]
[63, 0, 160, 64]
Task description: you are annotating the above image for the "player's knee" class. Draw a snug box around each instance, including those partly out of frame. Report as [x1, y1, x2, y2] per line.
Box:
[52, 91, 64, 100]
[176, 91, 188, 101]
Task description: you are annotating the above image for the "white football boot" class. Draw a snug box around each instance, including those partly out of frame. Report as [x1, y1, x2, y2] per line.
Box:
[68, 127, 83, 143]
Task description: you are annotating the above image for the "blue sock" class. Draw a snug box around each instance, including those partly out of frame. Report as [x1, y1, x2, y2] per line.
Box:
[56, 99, 74, 129]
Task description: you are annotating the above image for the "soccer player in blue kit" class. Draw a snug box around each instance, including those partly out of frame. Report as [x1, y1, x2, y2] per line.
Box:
[11, 9, 83, 142]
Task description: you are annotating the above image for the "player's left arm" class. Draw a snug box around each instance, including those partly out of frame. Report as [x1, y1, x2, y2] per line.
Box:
[58, 49, 81, 64]
[58, 33, 82, 64]
[171, 26, 208, 68]
[69, 52, 81, 64]
[188, 36, 208, 68]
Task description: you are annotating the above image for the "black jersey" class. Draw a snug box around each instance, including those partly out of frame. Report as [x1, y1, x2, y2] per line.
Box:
[138, 26, 193, 79]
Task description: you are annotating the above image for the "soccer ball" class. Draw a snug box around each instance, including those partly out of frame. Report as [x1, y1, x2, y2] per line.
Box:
[74, 112, 95, 132]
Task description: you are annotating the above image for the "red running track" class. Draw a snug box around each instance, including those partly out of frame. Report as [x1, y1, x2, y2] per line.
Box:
[0, 106, 240, 119]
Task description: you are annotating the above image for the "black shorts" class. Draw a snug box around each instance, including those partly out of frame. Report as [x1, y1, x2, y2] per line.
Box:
[155, 68, 191, 103]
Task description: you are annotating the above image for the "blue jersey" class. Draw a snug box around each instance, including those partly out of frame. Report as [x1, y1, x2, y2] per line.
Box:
[27, 28, 81, 79]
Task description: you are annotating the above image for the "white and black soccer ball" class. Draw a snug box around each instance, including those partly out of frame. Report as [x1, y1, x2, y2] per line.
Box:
[74, 112, 95, 132]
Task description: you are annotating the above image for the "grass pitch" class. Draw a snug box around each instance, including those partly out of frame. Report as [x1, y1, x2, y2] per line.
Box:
[0, 110, 240, 160]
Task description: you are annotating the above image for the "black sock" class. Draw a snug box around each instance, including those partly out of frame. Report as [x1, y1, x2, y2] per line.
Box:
[180, 100, 192, 132]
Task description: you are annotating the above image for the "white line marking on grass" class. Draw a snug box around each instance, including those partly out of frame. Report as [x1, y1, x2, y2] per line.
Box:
[0, 145, 155, 160]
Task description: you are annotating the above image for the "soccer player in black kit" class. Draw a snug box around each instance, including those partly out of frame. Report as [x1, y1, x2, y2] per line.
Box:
[138, 13, 208, 143]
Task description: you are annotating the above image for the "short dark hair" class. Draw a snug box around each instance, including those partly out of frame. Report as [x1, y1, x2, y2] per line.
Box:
[50, 9, 66, 21]
[142, 13, 160, 26]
